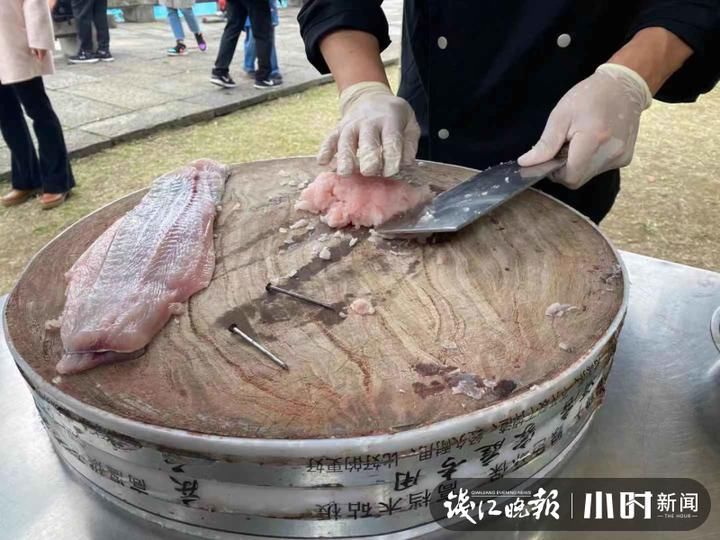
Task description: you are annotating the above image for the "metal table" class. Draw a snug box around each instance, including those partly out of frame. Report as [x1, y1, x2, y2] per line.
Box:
[1, 251, 719, 540]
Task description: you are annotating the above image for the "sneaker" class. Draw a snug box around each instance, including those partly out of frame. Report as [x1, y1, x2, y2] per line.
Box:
[194, 33, 207, 52]
[167, 41, 188, 56]
[271, 73, 283, 84]
[210, 72, 236, 88]
[68, 50, 99, 64]
[254, 78, 281, 89]
[95, 49, 114, 62]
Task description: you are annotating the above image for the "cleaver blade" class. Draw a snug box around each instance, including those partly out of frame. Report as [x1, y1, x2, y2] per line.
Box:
[376, 156, 566, 236]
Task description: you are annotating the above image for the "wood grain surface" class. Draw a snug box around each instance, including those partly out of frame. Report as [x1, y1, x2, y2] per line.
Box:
[5, 157, 624, 439]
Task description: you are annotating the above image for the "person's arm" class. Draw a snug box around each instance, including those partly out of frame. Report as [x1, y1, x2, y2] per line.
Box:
[319, 30, 389, 92]
[24, 0, 55, 59]
[609, 27, 693, 94]
[298, 2, 420, 177]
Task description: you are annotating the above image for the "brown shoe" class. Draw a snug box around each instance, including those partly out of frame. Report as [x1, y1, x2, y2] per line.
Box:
[39, 192, 69, 210]
[1, 188, 38, 207]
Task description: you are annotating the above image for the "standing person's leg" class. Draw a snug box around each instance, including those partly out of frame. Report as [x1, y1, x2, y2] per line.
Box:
[13, 78, 75, 198]
[93, 0, 112, 57]
[70, 0, 98, 60]
[244, 26, 257, 74]
[166, 8, 189, 55]
[243, 0, 272, 85]
[181, 7, 207, 51]
[211, 0, 247, 85]
[0, 83, 42, 203]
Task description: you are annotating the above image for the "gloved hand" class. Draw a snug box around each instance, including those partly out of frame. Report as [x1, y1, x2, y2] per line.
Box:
[318, 81, 421, 177]
[518, 63, 653, 189]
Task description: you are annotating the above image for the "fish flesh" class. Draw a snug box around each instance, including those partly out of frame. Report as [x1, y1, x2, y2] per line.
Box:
[296, 171, 432, 228]
[57, 159, 229, 374]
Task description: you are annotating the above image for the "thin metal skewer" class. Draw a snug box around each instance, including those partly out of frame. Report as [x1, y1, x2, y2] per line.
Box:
[229, 324, 289, 371]
[265, 282, 336, 311]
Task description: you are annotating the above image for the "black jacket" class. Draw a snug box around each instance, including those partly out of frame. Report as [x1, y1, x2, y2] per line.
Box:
[298, 1, 719, 222]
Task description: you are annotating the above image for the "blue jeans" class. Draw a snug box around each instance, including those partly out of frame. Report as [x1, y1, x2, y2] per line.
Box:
[167, 7, 200, 40]
[243, 0, 279, 76]
[243, 29, 279, 76]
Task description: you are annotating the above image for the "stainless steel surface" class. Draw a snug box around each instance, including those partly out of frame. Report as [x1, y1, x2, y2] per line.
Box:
[376, 158, 565, 235]
[711, 306, 720, 353]
[1, 251, 719, 539]
[229, 323, 289, 370]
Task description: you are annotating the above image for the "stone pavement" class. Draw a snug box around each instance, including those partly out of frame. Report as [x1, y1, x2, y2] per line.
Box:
[0, 1, 402, 180]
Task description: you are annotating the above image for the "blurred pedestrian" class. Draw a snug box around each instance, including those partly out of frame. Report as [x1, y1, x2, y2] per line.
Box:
[211, 0, 278, 89]
[161, 0, 207, 56]
[0, 0, 75, 209]
[243, 0, 282, 84]
[68, 0, 113, 63]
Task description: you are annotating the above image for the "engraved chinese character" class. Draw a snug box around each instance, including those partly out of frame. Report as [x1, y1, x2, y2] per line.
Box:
[170, 476, 199, 506]
[435, 439, 453, 457]
[560, 396, 576, 420]
[474, 438, 505, 467]
[378, 496, 404, 516]
[363, 455, 382, 471]
[106, 465, 124, 486]
[437, 480, 457, 502]
[382, 452, 399, 468]
[489, 460, 507, 481]
[511, 450, 531, 472]
[438, 457, 466, 481]
[417, 444, 434, 462]
[307, 457, 324, 473]
[88, 458, 104, 475]
[347, 502, 373, 519]
[408, 489, 432, 510]
[128, 475, 147, 495]
[550, 425, 563, 446]
[394, 470, 421, 492]
[531, 438, 546, 457]
[344, 456, 363, 472]
[453, 434, 468, 449]
[443, 488, 477, 524]
[316, 502, 341, 520]
[467, 429, 484, 446]
[512, 423, 536, 450]
[326, 457, 343, 473]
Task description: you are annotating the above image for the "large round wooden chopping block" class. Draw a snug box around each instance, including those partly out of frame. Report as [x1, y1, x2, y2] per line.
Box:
[5, 157, 624, 439]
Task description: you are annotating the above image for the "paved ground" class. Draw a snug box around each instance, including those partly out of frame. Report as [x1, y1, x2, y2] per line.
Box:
[0, 1, 403, 179]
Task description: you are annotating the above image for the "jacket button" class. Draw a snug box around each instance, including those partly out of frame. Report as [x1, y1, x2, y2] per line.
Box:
[557, 33, 572, 48]
[437, 36, 448, 50]
[438, 128, 450, 140]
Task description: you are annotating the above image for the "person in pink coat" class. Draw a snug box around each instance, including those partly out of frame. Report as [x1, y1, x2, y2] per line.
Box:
[0, 0, 75, 209]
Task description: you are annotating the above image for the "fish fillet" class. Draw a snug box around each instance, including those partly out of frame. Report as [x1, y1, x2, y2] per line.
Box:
[295, 172, 432, 228]
[57, 159, 229, 374]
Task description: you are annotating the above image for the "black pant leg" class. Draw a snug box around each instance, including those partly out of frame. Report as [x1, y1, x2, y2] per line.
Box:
[244, 0, 273, 82]
[213, 0, 248, 74]
[71, 0, 95, 52]
[13, 78, 75, 194]
[535, 169, 620, 224]
[0, 83, 42, 191]
[93, 0, 110, 50]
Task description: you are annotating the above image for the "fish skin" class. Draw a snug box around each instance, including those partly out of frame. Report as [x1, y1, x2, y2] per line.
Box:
[58, 159, 229, 374]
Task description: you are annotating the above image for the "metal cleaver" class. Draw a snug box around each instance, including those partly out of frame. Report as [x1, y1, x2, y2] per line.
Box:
[376, 152, 567, 236]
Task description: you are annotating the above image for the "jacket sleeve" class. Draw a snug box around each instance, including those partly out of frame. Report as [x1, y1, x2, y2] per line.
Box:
[628, 0, 720, 102]
[23, 0, 55, 51]
[297, 0, 390, 74]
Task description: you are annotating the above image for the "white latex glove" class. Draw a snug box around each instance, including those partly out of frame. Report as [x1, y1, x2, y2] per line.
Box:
[518, 63, 653, 189]
[318, 81, 421, 177]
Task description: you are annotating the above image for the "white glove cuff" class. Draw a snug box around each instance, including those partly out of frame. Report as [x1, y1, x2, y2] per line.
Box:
[339, 81, 393, 116]
[596, 63, 653, 111]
